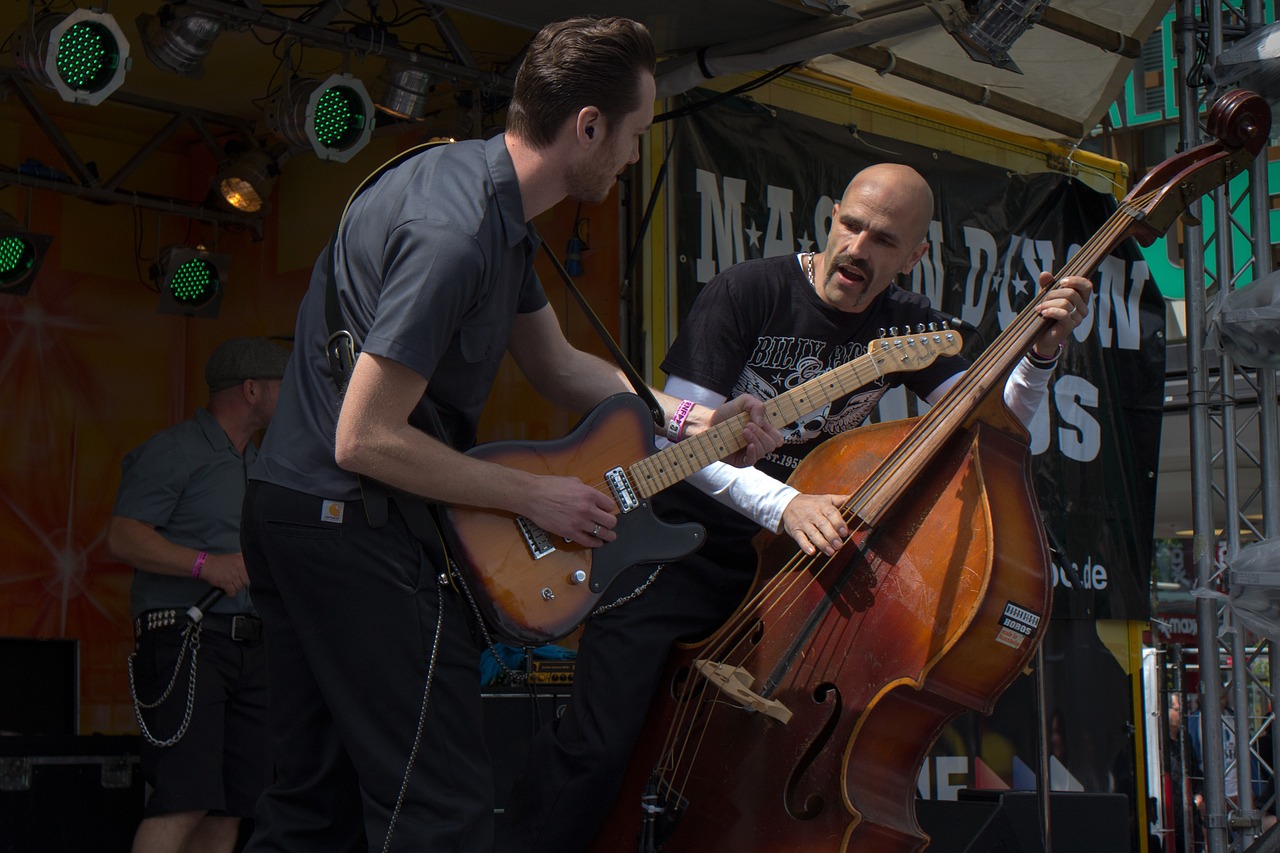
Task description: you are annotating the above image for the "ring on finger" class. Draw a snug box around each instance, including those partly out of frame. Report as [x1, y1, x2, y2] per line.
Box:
[1068, 305, 1078, 317]
[592, 523, 601, 536]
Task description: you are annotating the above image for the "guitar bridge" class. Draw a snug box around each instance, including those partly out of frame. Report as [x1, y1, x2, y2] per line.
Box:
[515, 516, 556, 560]
[605, 467, 638, 514]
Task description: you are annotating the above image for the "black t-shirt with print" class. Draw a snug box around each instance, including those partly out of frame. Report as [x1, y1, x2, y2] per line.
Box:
[655, 253, 967, 564]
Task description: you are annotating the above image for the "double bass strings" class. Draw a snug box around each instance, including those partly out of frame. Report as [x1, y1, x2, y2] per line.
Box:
[653, 529, 873, 797]
[831, 191, 1147, 533]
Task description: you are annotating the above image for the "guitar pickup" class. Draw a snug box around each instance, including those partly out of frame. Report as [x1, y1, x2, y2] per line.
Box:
[516, 516, 556, 560]
[605, 467, 639, 514]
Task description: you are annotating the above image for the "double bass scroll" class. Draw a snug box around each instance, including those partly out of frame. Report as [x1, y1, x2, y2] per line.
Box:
[590, 89, 1271, 853]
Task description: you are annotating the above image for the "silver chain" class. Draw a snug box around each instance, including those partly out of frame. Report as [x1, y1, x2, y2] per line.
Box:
[456, 561, 665, 682]
[591, 565, 665, 616]
[128, 624, 203, 748]
[381, 574, 446, 853]
[452, 563, 527, 684]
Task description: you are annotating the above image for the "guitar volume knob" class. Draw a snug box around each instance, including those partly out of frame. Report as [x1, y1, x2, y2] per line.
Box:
[570, 570, 587, 585]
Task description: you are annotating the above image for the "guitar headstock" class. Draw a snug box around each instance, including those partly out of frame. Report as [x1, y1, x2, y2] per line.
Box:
[869, 327, 963, 369]
[1123, 89, 1271, 246]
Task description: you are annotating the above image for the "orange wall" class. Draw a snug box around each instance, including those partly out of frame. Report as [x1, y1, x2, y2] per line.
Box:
[0, 114, 623, 734]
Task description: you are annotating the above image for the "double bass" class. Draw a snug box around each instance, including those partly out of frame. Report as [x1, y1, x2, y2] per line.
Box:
[590, 90, 1270, 852]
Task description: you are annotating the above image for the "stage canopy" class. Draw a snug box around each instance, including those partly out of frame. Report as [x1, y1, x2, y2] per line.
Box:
[434, 0, 1170, 143]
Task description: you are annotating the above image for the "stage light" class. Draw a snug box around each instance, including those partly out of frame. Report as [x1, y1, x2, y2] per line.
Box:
[14, 8, 131, 106]
[1212, 21, 1280, 105]
[374, 60, 432, 120]
[153, 245, 230, 318]
[268, 73, 375, 163]
[136, 5, 223, 78]
[933, 0, 1050, 74]
[216, 148, 278, 214]
[0, 213, 53, 297]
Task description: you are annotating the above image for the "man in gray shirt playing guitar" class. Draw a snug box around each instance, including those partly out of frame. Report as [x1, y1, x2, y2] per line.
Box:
[240, 16, 780, 853]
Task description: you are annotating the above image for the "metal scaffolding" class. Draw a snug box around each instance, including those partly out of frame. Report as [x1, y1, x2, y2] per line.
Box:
[1178, 1, 1280, 850]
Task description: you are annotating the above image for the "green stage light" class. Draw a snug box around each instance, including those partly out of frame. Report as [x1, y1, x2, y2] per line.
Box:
[153, 245, 230, 318]
[269, 73, 375, 163]
[15, 8, 131, 106]
[0, 215, 53, 297]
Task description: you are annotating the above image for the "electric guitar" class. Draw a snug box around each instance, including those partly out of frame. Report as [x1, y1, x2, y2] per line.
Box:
[444, 327, 963, 646]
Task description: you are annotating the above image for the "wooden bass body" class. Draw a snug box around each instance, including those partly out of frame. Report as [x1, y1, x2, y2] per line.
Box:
[592, 413, 1051, 852]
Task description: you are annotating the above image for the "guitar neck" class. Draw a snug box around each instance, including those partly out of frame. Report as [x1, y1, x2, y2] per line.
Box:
[628, 330, 960, 498]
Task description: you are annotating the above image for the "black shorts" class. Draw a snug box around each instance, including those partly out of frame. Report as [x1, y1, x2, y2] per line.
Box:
[130, 618, 269, 817]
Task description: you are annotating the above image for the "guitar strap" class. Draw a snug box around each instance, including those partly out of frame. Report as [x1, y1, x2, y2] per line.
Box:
[538, 242, 664, 430]
[322, 142, 456, 578]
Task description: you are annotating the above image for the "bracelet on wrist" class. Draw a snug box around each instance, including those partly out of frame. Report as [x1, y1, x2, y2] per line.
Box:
[1024, 345, 1062, 370]
[192, 550, 208, 579]
[666, 399, 696, 443]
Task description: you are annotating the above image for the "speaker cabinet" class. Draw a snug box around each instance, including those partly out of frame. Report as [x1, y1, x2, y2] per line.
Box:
[481, 687, 570, 813]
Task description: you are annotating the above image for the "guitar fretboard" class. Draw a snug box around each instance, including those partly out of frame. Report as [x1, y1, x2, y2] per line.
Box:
[625, 330, 960, 499]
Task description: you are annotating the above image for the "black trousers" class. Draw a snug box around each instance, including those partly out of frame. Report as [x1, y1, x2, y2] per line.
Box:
[241, 480, 493, 853]
[131, 623, 268, 818]
[495, 544, 755, 853]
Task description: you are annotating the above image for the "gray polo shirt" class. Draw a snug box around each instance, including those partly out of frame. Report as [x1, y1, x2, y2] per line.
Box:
[252, 134, 547, 500]
[114, 407, 255, 618]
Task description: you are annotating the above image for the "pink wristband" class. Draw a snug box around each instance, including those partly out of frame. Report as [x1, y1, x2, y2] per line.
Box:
[192, 551, 208, 579]
[666, 400, 696, 443]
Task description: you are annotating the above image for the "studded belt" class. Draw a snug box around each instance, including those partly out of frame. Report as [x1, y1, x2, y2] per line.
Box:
[134, 609, 263, 642]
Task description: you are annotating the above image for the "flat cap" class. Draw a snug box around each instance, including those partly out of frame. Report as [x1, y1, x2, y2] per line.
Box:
[205, 337, 291, 392]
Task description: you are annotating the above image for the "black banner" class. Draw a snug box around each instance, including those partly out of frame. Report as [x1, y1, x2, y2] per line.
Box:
[670, 97, 1164, 623]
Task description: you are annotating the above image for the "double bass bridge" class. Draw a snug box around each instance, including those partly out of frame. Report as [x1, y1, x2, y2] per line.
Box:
[693, 659, 793, 724]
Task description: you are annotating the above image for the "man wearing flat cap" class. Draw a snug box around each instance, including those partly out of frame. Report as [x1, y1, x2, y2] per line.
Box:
[107, 336, 290, 853]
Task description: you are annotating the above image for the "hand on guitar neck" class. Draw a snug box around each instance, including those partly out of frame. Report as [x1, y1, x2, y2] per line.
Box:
[510, 394, 783, 548]
[667, 393, 784, 470]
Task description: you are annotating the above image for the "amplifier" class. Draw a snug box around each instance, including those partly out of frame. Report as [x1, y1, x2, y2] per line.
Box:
[527, 659, 574, 685]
